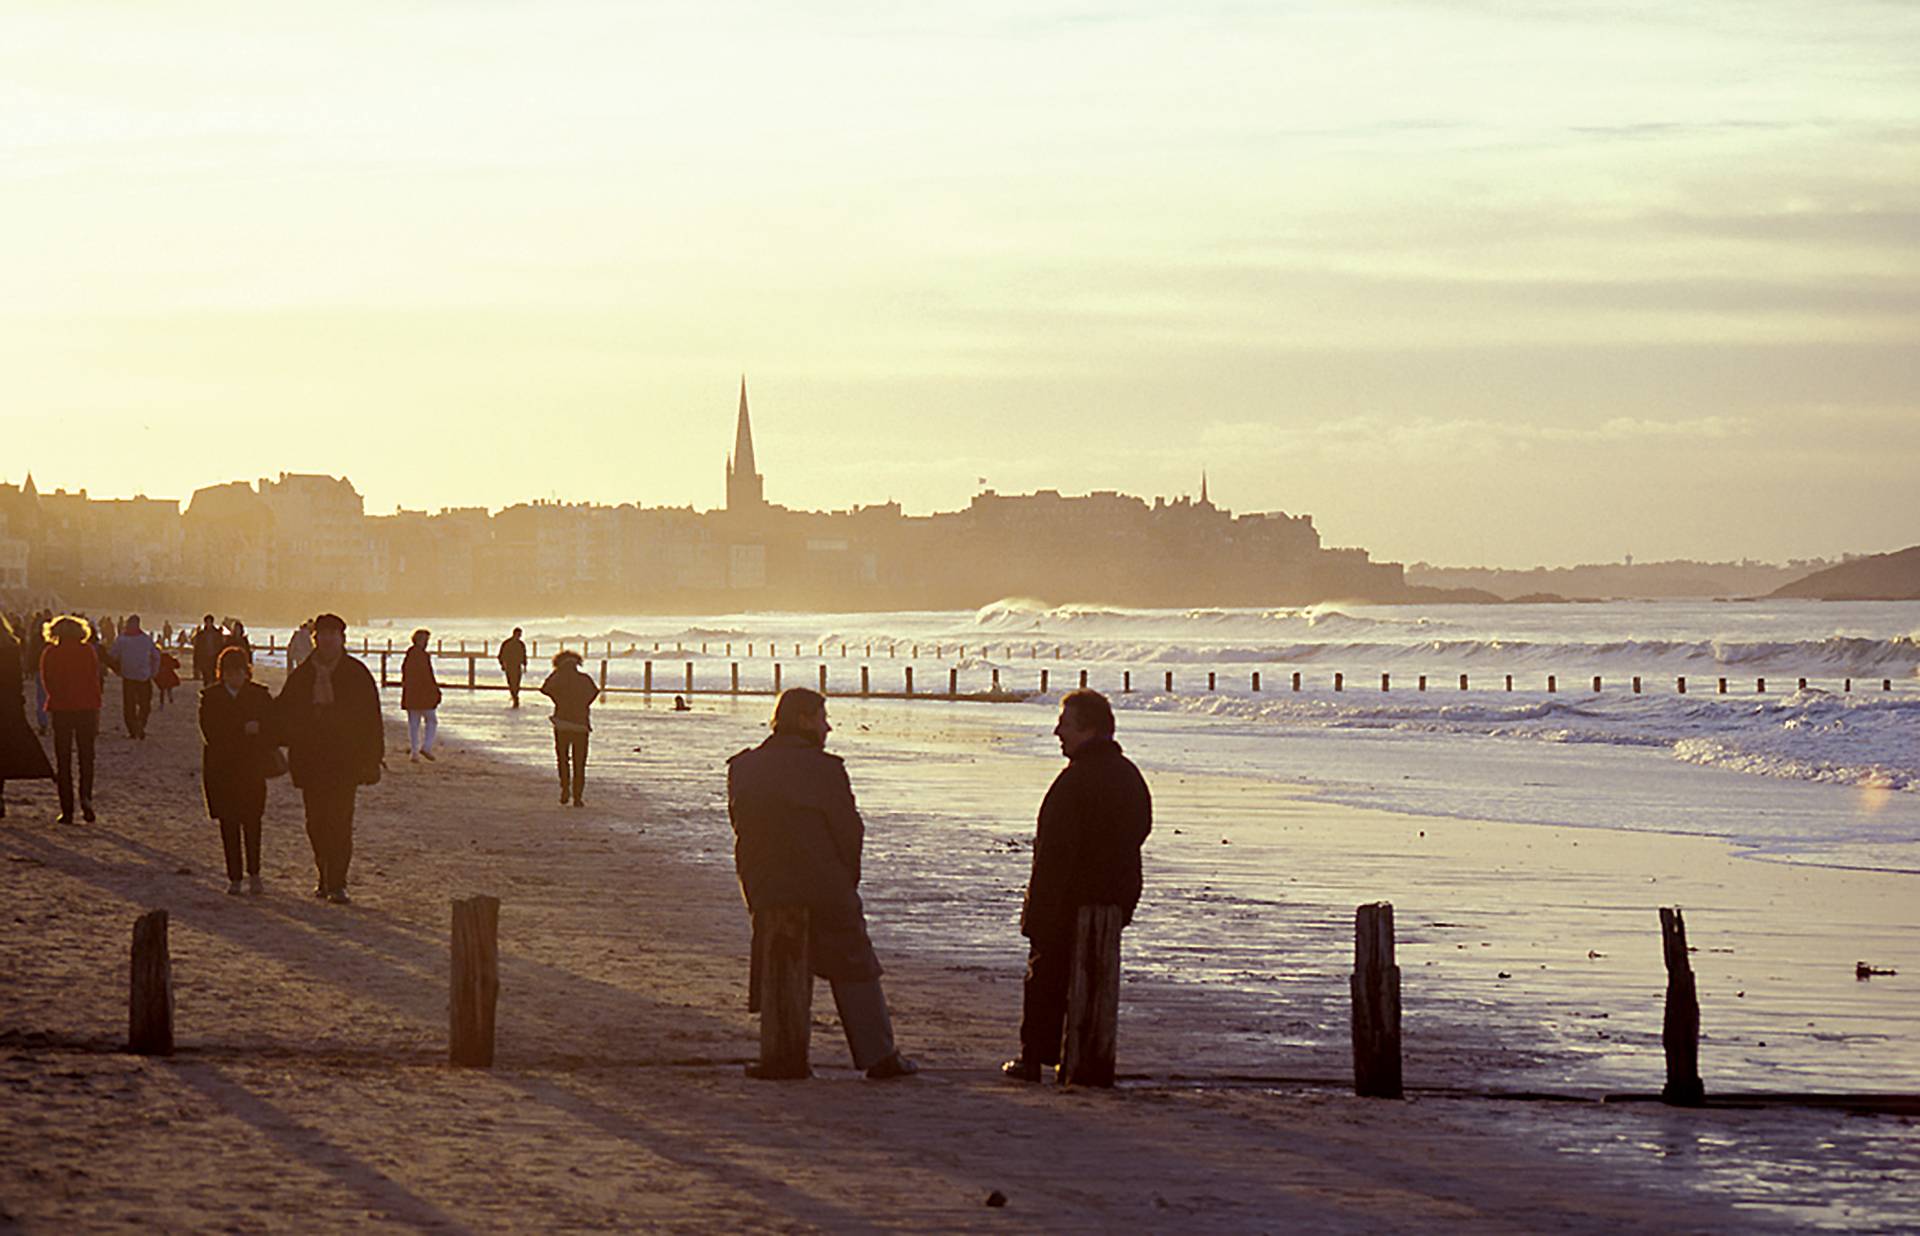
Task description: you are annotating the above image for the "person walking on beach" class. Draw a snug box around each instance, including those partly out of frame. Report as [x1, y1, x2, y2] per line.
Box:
[1003, 688, 1152, 1083]
[274, 613, 383, 904]
[193, 615, 223, 685]
[39, 615, 103, 825]
[224, 619, 253, 666]
[107, 614, 160, 740]
[286, 620, 314, 670]
[0, 614, 55, 819]
[154, 647, 182, 711]
[200, 646, 275, 896]
[401, 629, 441, 762]
[727, 688, 918, 1080]
[538, 649, 598, 806]
[498, 627, 529, 707]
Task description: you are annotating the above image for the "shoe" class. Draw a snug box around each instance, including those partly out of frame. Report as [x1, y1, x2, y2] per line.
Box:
[81, 802, 96, 823]
[420, 750, 435, 762]
[326, 889, 351, 905]
[866, 1053, 919, 1080]
[311, 884, 328, 899]
[1001, 1058, 1043, 1083]
[560, 788, 571, 805]
[226, 880, 243, 896]
[248, 875, 263, 896]
[571, 798, 584, 809]
[55, 813, 73, 826]
[409, 751, 418, 763]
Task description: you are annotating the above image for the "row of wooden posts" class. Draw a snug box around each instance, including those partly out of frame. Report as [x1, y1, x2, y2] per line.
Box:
[123, 898, 1708, 1103]
[374, 651, 1901, 703]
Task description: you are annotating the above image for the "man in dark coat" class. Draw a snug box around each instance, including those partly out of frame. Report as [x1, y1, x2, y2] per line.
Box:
[273, 613, 383, 904]
[498, 628, 529, 708]
[192, 615, 223, 685]
[1004, 688, 1152, 1082]
[727, 688, 916, 1079]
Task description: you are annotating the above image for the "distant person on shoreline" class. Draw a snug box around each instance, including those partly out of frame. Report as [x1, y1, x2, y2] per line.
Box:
[401, 629, 442, 763]
[201, 646, 274, 896]
[1003, 688, 1151, 1084]
[193, 615, 223, 685]
[539, 649, 598, 806]
[40, 615, 103, 825]
[0, 613, 55, 820]
[286, 620, 315, 670]
[224, 619, 253, 666]
[107, 614, 160, 740]
[274, 613, 384, 904]
[727, 688, 917, 1080]
[498, 628, 528, 708]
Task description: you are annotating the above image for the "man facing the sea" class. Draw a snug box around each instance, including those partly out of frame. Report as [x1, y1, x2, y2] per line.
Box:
[1004, 688, 1152, 1082]
[498, 628, 529, 707]
[274, 613, 384, 904]
[726, 688, 917, 1079]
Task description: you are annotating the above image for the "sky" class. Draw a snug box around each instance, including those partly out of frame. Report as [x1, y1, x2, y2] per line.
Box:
[3, 0, 1916, 567]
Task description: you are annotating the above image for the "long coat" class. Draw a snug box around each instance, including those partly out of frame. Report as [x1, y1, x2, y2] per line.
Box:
[273, 654, 385, 790]
[0, 638, 53, 781]
[1020, 736, 1153, 941]
[400, 646, 442, 711]
[726, 732, 881, 981]
[200, 681, 273, 821]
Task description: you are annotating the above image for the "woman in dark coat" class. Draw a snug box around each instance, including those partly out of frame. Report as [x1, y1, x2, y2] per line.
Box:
[539, 649, 598, 806]
[200, 645, 273, 895]
[0, 613, 55, 819]
[401, 628, 441, 762]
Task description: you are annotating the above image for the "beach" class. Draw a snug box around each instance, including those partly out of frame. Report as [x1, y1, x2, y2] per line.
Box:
[2, 657, 1915, 1232]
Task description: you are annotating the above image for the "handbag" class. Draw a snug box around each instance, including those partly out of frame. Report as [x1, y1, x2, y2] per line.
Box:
[262, 746, 289, 780]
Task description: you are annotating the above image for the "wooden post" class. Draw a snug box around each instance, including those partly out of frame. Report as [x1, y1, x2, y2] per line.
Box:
[1207, 671, 1216, 692]
[1335, 672, 1344, 692]
[468, 656, 476, 688]
[644, 661, 653, 694]
[1078, 669, 1088, 689]
[1677, 676, 1686, 694]
[773, 663, 782, 693]
[1252, 671, 1261, 692]
[864, 666, 873, 696]
[1756, 677, 1765, 693]
[1659, 907, 1705, 1106]
[948, 667, 958, 697]
[731, 663, 740, 694]
[1718, 677, 1727, 695]
[128, 909, 173, 1056]
[819, 664, 828, 695]
[1292, 671, 1301, 692]
[1592, 676, 1602, 693]
[459, 638, 466, 653]
[904, 666, 913, 695]
[1547, 675, 1556, 693]
[1634, 676, 1642, 694]
[1459, 673, 1468, 691]
[1350, 901, 1402, 1099]
[725, 642, 732, 656]
[450, 895, 500, 1068]
[1059, 905, 1122, 1089]
[1885, 679, 1892, 692]
[1381, 673, 1390, 692]
[1418, 675, 1426, 692]
[1797, 677, 1807, 690]
[437, 638, 443, 653]
[1124, 670, 1132, 693]
[1844, 678, 1850, 692]
[1039, 668, 1048, 692]
[685, 662, 694, 693]
[380, 651, 389, 688]
[1505, 674, 1512, 691]
[598, 660, 608, 690]
[1165, 670, 1174, 692]
[750, 905, 812, 1080]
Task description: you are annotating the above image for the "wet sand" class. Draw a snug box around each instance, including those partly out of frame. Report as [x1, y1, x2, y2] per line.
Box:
[1, 673, 1913, 1231]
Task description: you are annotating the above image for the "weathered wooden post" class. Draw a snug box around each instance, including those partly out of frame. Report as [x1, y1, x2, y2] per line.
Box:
[1884, 679, 1893, 692]
[1547, 675, 1557, 693]
[468, 656, 477, 689]
[702, 641, 709, 654]
[1381, 673, 1390, 692]
[912, 644, 919, 658]
[1039, 669, 1048, 692]
[1058, 904, 1122, 1088]
[1123, 670, 1132, 693]
[818, 665, 828, 695]
[1417, 675, 1426, 692]
[840, 643, 847, 658]
[1677, 676, 1686, 694]
[1844, 678, 1850, 692]
[1078, 669, 1089, 690]
[1504, 674, 1513, 691]
[1797, 677, 1807, 690]
[1334, 672, 1344, 692]
[1659, 907, 1705, 1107]
[459, 638, 466, 653]
[1292, 671, 1302, 692]
[1757, 678, 1766, 693]
[1054, 647, 1061, 660]
[380, 651, 389, 687]
[1252, 671, 1261, 692]
[1634, 676, 1642, 694]
[1592, 676, 1602, 693]
[450, 895, 500, 1068]
[128, 909, 173, 1056]
[1459, 673, 1468, 691]
[598, 660, 608, 690]
[948, 667, 958, 697]
[904, 667, 913, 695]
[1208, 672, 1216, 692]
[685, 662, 694, 693]
[1350, 901, 1402, 1099]
[437, 638, 443, 654]
[865, 644, 871, 657]
[749, 905, 812, 1080]
[773, 663, 782, 693]
[1718, 677, 1727, 695]
[644, 661, 653, 694]
[726, 642, 732, 656]
[1165, 670, 1174, 692]
[732, 662, 740, 694]
[865, 666, 874, 696]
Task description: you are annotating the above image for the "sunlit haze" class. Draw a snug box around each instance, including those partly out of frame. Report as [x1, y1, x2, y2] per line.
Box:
[5, 1, 1916, 566]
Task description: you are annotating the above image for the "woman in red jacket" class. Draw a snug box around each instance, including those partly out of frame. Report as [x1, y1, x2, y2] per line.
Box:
[40, 615, 103, 824]
[400, 628, 442, 762]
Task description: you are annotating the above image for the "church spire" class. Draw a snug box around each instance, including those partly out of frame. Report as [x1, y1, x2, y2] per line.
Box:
[726, 376, 765, 512]
[1199, 469, 1209, 507]
[733, 376, 757, 479]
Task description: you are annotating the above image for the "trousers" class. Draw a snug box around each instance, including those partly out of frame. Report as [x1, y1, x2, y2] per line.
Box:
[51, 710, 98, 819]
[121, 678, 153, 738]
[218, 814, 263, 881]
[1019, 931, 1075, 1065]
[829, 977, 899, 1071]
[301, 782, 357, 894]
[554, 729, 589, 801]
[407, 709, 438, 754]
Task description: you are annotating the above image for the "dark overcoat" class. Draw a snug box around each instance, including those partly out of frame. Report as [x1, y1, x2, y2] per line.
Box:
[727, 732, 881, 981]
[273, 654, 385, 790]
[1020, 736, 1153, 941]
[0, 638, 53, 781]
[200, 680, 273, 821]
[400, 646, 442, 711]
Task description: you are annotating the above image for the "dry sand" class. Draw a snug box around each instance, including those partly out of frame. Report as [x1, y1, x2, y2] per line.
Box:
[1, 672, 1911, 1232]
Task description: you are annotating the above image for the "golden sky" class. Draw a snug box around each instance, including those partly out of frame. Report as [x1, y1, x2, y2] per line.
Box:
[3, 1, 1916, 565]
